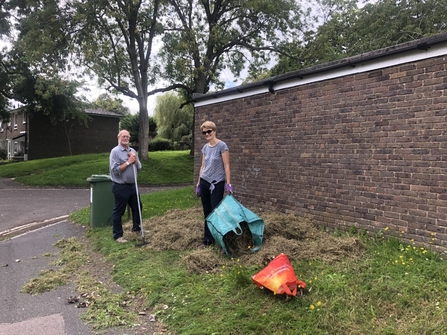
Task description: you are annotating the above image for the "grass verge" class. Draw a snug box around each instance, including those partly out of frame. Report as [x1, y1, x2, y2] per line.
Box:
[68, 188, 447, 335]
[0, 151, 193, 187]
[12, 153, 447, 334]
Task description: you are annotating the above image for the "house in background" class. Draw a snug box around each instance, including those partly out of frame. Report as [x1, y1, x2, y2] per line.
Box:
[0, 108, 123, 160]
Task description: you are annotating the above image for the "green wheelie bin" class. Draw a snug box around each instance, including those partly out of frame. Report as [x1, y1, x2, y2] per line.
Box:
[87, 174, 115, 228]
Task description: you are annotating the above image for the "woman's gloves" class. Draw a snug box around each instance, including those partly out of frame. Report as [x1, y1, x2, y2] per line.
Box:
[196, 183, 233, 195]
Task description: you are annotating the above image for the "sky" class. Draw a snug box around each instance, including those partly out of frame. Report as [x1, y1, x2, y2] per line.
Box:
[81, 79, 159, 116]
[81, 61, 247, 116]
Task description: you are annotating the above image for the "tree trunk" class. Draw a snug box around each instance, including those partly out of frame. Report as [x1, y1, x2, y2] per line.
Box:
[62, 121, 72, 156]
[138, 97, 149, 160]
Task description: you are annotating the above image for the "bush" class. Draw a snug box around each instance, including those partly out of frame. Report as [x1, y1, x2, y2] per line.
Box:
[149, 138, 173, 151]
[173, 134, 192, 150]
[0, 147, 6, 160]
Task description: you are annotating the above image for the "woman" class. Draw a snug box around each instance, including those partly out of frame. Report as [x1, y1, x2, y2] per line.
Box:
[196, 121, 232, 247]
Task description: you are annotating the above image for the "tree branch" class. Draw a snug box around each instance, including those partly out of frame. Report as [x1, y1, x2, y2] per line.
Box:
[147, 83, 192, 97]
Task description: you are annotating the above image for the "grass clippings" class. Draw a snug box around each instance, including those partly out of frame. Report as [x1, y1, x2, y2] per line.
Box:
[131, 206, 365, 273]
[222, 221, 255, 257]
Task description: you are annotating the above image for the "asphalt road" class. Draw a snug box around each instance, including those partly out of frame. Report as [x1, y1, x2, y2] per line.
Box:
[0, 178, 90, 234]
[0, 177, 185, 334]
[0, 221, 95, 335]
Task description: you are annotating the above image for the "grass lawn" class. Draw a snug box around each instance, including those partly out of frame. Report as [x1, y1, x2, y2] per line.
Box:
[3, 151, 447, 334]
[0, 150, 194, 186]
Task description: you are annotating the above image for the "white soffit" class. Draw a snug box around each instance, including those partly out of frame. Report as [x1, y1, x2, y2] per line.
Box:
[195, 43, 447, 107]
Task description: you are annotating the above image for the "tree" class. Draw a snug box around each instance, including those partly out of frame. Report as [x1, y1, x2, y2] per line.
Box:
[1, 0, 88, 146]
[269, 0, 447, 75]
[120, 112, 157, 143]
[67, 0, 164, 160]
[91, 93, 129, 115]
[350, 0, 447, 53]
[0, 0, 16, 120]
[153, 92, 193, 146]
[268, 0, 361, 75]
[0, 43, 88, 157]
[35, 80, 89, 156]
[10, 0, 306, 159]
[158, 0, 304, 153]
[159, 0, 304, 95]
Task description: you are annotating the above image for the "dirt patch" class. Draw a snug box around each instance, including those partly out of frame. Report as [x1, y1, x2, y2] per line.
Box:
[132, 206, 365, 273]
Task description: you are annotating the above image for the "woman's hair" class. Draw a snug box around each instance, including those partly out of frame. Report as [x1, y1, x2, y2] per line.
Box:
[200, 121, 217, 131]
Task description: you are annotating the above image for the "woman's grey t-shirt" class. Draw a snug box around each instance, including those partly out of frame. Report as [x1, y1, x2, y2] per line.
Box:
[201, 141, 229, 183]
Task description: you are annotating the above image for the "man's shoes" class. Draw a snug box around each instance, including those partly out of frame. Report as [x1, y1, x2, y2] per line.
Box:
[116, 237, 128, 243]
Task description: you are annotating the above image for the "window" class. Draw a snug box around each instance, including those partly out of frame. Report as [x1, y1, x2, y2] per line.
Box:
[22, 111, 27, 124]
[13, 114, 17, 129]
[0, 121, 3, 132]
[13, 140, 25, 156]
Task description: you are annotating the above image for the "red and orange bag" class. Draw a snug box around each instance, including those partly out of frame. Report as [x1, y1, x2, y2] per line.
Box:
[251, 253, 306, 296]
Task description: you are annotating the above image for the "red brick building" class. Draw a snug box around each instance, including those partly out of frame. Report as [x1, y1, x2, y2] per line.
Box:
[0, 108, 122, 160]
[193, 33, 447, 250]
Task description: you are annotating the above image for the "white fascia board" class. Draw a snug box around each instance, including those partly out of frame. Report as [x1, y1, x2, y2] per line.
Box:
[195, 43, 447, 108]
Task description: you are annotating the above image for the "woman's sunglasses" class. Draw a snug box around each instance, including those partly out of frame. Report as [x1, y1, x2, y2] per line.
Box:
[202, 130, 213, 135]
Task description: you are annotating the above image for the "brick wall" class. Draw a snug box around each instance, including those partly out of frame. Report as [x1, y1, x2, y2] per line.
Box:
[28, 113, 120, 159]
[194, 55, 447, 249]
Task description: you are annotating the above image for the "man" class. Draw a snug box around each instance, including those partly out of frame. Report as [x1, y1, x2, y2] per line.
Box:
[109, 130, 142, 242]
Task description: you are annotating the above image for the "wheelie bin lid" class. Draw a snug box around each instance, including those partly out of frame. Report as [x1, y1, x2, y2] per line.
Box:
[87, 174, 112, 182]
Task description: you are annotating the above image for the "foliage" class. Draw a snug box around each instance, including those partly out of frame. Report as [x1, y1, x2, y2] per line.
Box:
[3, 54, 89, 155]
[0, 147, 6, 160]
[0, 0, 12, 35]
[160, 0, 303, 95]
[13, 0, 71, 75]
[119, 113, 140, 142]
[174, 134, 192, 150]
[90, 93, 129, 115]
[27, 76, 89, 125]
[270, 0, 447, 75]
[153, 92, 193, 142]
[120, 112, 157, 144]
[0, 0, 88, 145]
[352, 0, 447, 52]
[7, 0, 447, 160]
[67, 0, 164, 160]
[26, 77, 90, 157]
[0, 0, 13, 120]
[148, 137, 173, 151]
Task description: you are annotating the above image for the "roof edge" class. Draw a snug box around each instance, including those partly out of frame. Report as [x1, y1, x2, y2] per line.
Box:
[192, 32, 447, 103]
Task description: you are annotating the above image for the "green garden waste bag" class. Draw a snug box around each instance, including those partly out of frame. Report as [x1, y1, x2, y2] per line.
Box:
[206, 194, 264, 257]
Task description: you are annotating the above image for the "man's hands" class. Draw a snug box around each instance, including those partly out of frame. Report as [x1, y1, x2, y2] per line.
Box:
[127, 151, 137, 165]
